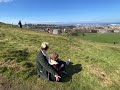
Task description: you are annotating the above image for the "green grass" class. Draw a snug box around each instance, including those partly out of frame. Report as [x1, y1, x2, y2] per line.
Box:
[0, 26, 120, 90]
[76, 33, 120, 44]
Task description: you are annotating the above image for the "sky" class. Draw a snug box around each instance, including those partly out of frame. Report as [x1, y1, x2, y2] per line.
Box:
[0, 0, 120, 24]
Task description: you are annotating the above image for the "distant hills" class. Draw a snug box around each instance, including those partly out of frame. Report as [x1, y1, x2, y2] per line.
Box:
[0, 22, 6, 24]
[0, 21, 120, 26]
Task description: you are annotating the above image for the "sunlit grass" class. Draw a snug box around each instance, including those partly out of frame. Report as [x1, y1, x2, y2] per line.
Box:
[76, 33, 120, 44]
[0, 26, 120, 90]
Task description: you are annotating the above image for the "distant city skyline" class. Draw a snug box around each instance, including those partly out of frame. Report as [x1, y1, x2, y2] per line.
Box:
[0, 0, 120, 24]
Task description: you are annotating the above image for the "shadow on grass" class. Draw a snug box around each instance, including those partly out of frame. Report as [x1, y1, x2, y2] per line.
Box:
[2, 48, 29, 62]
[61, 64, 82, 82]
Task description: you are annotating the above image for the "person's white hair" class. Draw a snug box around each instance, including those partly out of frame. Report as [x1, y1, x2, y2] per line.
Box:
[41, 42, 49, 48]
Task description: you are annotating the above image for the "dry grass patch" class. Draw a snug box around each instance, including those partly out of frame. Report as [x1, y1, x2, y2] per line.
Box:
[89, 65, 113, 87]
[70, 45, 80, 51]
[0, 75, 12, 90]
[0, 60, 22, 71]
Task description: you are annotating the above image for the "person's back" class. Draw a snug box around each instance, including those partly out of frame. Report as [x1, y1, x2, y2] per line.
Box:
[36, 51, 48, 79]
[36, 42, 61, 81]
[18, 20, 22, 28]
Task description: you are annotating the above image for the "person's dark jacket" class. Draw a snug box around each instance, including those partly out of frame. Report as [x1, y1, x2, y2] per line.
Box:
[36, 51, 58, 80]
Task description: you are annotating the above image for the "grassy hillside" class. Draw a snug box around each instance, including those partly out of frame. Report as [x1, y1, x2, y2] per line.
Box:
[0, 26, 120, 90]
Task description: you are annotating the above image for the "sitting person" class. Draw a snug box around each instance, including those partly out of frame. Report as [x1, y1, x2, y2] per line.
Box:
[49, 52, 67, 75]
[36, 42, 61, 81]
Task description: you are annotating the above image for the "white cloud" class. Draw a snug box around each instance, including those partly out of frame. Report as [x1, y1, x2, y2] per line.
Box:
[0, 0, 13, 3]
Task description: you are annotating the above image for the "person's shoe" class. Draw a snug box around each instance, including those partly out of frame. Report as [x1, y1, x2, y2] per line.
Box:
[66, 59, 73, 65]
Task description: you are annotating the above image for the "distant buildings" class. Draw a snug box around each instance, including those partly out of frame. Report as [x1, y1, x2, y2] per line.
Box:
[72, 24, 120, 33]
[52, 29, 61, 34]
[23, 23, 120, 34]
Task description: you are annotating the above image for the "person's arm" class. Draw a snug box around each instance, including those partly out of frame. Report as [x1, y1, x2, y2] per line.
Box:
[53, 64, 59, 70]
[38, 55, 61, 81]
[38, 54, 58, 76]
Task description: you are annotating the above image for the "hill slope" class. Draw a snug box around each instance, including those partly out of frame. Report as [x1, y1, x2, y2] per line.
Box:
[0, 27, 120, 90]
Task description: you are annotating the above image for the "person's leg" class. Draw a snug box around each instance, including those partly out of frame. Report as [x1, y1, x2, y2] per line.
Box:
[58, 61, 66, 71]
[57, 61, 68, 75]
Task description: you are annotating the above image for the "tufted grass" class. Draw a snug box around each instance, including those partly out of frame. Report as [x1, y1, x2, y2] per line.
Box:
[0, 26, 120, 90]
